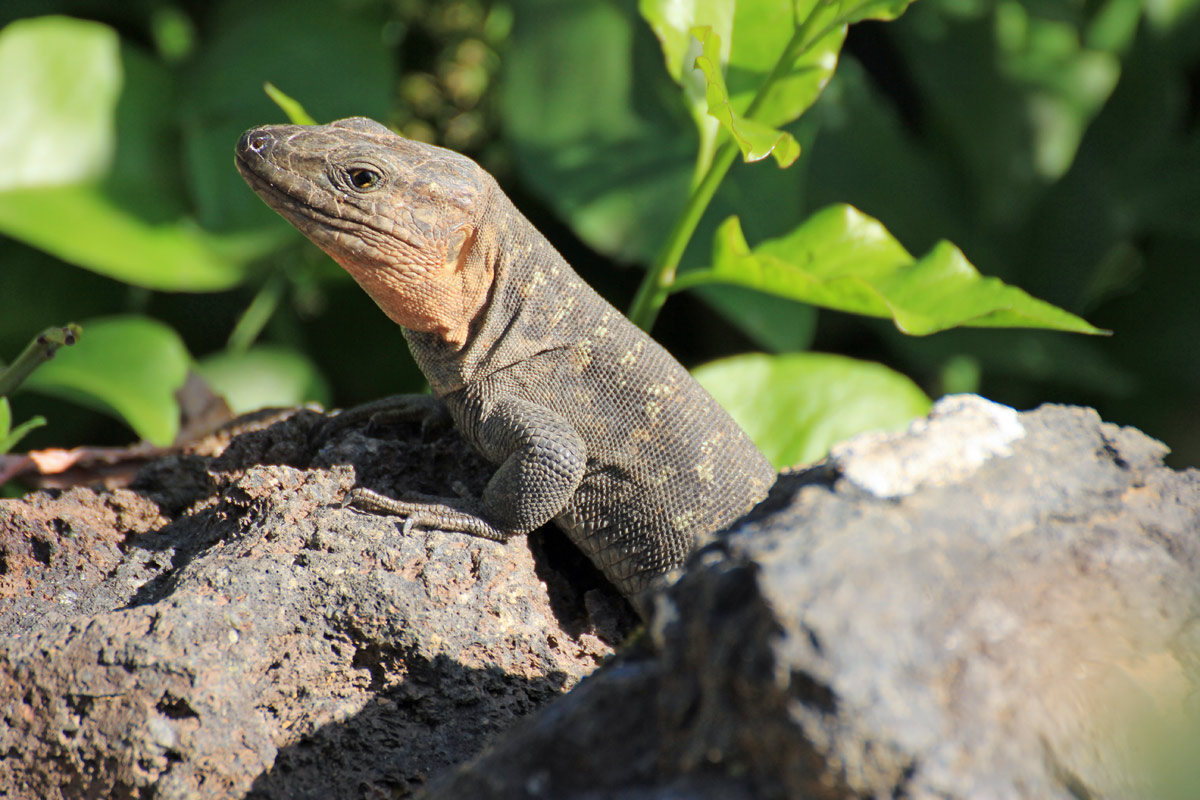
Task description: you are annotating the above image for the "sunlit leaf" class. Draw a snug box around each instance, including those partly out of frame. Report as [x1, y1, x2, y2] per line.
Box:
[681, 206, 1105, 335]
[638, 0, 732, 165]
[639, 0, 733, 84]
[22, 316, 193, 446]
[0, 185, 281, 291]
[726, 2, 845, 129]
[0, 16, 119, 190]
[196, 345, 330, 414]
[0, 15, 280, 291]
[694, 351, 930, 467]
[795, 0, 915, 27]
[693, 26, 800, 166]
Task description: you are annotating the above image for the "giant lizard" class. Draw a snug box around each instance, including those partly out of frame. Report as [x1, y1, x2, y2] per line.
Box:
[235, 117, 776, 609]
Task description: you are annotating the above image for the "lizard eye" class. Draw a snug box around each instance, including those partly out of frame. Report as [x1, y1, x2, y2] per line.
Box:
[347, 168, 380, 190]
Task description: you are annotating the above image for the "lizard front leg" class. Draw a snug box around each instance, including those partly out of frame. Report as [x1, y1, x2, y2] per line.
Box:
[349, 396, 586, 542]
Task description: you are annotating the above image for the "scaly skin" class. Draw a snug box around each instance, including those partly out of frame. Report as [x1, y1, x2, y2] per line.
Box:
[236, 117, 776, 606]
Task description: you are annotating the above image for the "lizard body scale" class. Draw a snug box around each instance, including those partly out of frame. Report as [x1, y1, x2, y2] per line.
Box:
[235, 117, 776, 605]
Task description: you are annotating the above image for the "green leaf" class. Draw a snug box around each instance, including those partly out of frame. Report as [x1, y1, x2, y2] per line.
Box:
[0, 398, 47, 454]
[503, 1, 817, 346]
[180, 0, 395, 232]
[0, 15, 279, 291]
[501, 0, 696, 264]
[684, 206, 1105, 335]
[22, 316, 193, 446]
[264, 82, 318, 125]
[796, 0, 915, 27]
[694, 351, 931, 468]
[196, 346, 330, 415]
[638, 0, 732, 167]
[693, 26, 800, 166]
[639, 0, 733, 85]
[726, 2, 846, 129]
[639, 0, 876, 141]
[0, 185, 281, 291]
[0, 16, 120, 190]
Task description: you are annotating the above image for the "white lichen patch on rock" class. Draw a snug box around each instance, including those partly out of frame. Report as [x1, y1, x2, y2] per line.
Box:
[830, 394, 1026, 499]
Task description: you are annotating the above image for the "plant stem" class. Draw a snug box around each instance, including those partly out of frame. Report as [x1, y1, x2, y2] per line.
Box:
[627, 8, 830, 331]
[228, 273, 284, 353]
[0, 325, 82, 397]
[628, 140, 739, 329]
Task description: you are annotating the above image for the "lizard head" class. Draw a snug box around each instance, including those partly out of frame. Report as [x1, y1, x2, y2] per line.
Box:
[235, 117, 496, 347]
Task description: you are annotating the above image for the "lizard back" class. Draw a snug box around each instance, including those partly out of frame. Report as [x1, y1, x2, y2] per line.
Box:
[408, 190, 776, 594]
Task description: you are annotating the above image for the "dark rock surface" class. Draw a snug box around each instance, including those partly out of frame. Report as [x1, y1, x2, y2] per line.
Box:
[422, 397, 1200, 799]
[0, 409, 627, 800]
[2, 396, 1197, 799]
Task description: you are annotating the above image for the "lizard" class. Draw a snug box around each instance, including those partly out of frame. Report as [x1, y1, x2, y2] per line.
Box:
[235, 116, 776, 611]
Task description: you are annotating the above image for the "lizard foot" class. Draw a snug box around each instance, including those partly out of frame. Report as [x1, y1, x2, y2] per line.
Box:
[346, 486, 515, 543]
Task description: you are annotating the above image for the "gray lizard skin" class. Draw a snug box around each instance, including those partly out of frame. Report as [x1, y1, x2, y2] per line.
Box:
[235, 117, 776, 605]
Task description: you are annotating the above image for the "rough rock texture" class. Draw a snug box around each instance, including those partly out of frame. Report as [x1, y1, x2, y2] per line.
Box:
[423, 397, 1200, 799]
[3, 396, 1198, 799]
[0, 409, 628, 800]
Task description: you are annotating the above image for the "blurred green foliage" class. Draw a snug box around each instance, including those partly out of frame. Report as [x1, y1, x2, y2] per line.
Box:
[0, 0, 1196, 470]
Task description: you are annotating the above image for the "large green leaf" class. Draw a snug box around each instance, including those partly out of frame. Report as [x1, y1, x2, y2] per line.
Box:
[196, 345, 330, 415]
[0, 16, 119, 190]
[0, 16, 273, 290]
[637, 0, 848, 169]
[694, 351, 931, 468]
[639, 0, 733, 86]
[0, 185, 281, 291]
[725, 1, 847, 129]
[639, 0, 891, 142]
[22, 316, 192, 446]
[682, 205, 1105, 335]
[795, 0, 915, 27]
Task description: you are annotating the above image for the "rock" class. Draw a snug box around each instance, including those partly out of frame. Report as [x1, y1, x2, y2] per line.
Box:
[3, 396, 1197, 799]
[422, 397, 1200, 799]
[0, 409, 627, 800]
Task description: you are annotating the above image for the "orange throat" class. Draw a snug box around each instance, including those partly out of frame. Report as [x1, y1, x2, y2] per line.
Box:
[330, 232, 490, 348]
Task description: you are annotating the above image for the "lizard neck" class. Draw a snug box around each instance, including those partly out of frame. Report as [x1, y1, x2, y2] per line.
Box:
[405, 189, 576, 398]
[338, 190, 500, 350]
